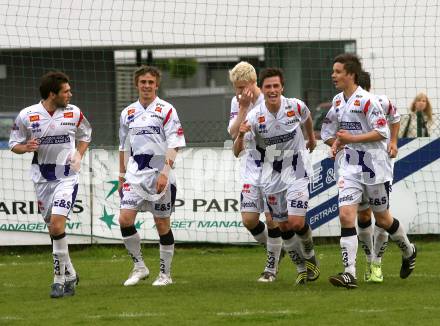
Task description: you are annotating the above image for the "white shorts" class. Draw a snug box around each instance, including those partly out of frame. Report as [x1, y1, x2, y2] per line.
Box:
[265, 178, 310, 222]
[34, 175, 79, 223]
[337, 176, 391, 213]
[120, 182, 177, 218]
[240, 184, 268, 213]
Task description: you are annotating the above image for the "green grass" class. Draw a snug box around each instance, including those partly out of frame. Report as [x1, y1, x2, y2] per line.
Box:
[0, 241, 439, 326]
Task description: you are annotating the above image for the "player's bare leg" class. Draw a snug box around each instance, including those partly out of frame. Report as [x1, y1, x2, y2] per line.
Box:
[119, 209, 149, 286]
[152, 216, 174, 286]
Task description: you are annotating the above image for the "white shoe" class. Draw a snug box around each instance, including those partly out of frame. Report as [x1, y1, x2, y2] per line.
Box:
[123, 267, 149, 286]
[152, 273, 173, 286]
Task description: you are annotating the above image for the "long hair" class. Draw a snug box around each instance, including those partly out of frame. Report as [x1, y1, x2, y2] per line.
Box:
[410, 92, 432, 122]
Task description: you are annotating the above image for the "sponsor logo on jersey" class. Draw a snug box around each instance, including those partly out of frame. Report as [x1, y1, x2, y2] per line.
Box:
[267, 195, 277, 205]
[11, 123, 19, 131]
[258, 123, 267, 133]
[285, 104, 292, 110]
[29, 115, 40, 122]
[177, 127, 184, 136]
[128, 108, 136, 115]
[258, 116, 265, 123]
[354, 99, 361, 106]
[350, 109, 363, 113]
[286, 118, 300, 125]
[36, 135, 70, 145]
[338, 194, 353, 203]
[61, 122, 76, 126]
[150, 114, 164, 120]
[375, 118, 387, 127]
[242, 184, 251, 193]
[133, 126, 161, 135]
[323, 117, 332, 124]
[123, 183, 130, 191]
[263, 131, 297, 146]
[287, 110, 295, 117]
[230, 112, 238, 120]
[335, 100, 341, 106]
[63, 112, 74, 118]
[241, 201, 257, 208]
[340, 121, 362, 130]
[155, 106, 162, 113]
[356, 94, 363, 98]
[31, 122, 40, 128]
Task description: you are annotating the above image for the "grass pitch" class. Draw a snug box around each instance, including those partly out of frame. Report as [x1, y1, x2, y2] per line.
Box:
[0, 241, 439, 325]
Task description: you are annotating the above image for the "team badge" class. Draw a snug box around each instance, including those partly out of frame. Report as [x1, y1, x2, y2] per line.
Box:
[128, 108, 136, 115]
[375, 118, 387, 127]
[258, 116, 265, 123]
[336, 100, 341, 107]
[354, 99, 361, 106]
[287, 111, 295, 117]
[177, 127, 184, 136]
[242, 184, 251, 193]
[29, 115, 40, 122]
[64, 112, 74, 118]
[155, 107, 162, 113]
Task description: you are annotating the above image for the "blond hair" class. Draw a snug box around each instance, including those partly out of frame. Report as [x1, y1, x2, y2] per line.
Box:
[410, 92, 433, 122]
[229, 61, 257, 84]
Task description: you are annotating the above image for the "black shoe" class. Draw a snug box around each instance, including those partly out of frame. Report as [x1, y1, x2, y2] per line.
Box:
[400, 244, 417, 279]
[64, 274, 80, 296]
[305, 255, 320, 282]
[329, 272, 358, 289]
[50, 283, 64, 298]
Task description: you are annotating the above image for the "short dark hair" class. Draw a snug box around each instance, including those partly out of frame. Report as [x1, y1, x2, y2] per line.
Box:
[333, 53, 362, 84]
[259, 67, 284, 87]
[39, 71, 70, 99]
[358, 70, 371, 91]
[133, 65, 161, 87]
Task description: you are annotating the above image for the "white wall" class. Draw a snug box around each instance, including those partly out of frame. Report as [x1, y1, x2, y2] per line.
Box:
[0, 0, 438, 112]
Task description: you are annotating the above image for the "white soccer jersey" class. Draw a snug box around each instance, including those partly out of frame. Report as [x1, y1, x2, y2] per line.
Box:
[119, 97, 186, 186]
[228, 93, 265, 185]
[9, 102, 91, 183]
[376, 94, 400, 125]
[246, 96, 312, 194]
[321, 87, 393, 185]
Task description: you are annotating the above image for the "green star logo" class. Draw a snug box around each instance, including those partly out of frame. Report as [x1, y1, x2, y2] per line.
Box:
[99, 207, 118, 229]
[134, 220, 145, 230]
[106, 180, 119, 199]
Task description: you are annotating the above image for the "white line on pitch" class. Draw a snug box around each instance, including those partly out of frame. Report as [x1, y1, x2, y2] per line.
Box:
[216, 310, 300, 316]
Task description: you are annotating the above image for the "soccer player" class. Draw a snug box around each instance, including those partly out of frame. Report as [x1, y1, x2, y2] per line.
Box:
[9, 71, 92, 298]
[356, 70, 401, 283]
[118, 66, 185, 287]
[321, 53, 416, 289]
[228, 61, 284, 282]
[235, 67, 320, 285]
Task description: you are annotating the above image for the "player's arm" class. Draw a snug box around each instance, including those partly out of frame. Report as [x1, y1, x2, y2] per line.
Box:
[303, 114, 316, 153]
[388, 121, 400, 158]
[157, 106, 186, 193]
[228, 90, 253, 140]
[156, 148, 179, 193]
[336, 129, 385, 144]
[233, 120, 251, 157]
[9, 113, 37, 154]
[118, 112, 129, 194]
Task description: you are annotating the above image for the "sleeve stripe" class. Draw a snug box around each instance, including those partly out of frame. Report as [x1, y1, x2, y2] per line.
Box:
[363, 99, 370, 115]
[388, 100, 393, 115]
[297, 102, 301, 115]
[163, 109, 172, 126]
[76, 111, 84, 128]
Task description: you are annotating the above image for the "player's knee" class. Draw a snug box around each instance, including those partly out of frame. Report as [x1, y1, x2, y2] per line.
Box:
[339, 210, 356, 227]
[154, 218, 170, 235]
[277, 221, 289, 232]
[289, 218, 305, 231]
[119, 210, 136, 227]
[241, 213, 259, 230]
[357, 209, 372, 223]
